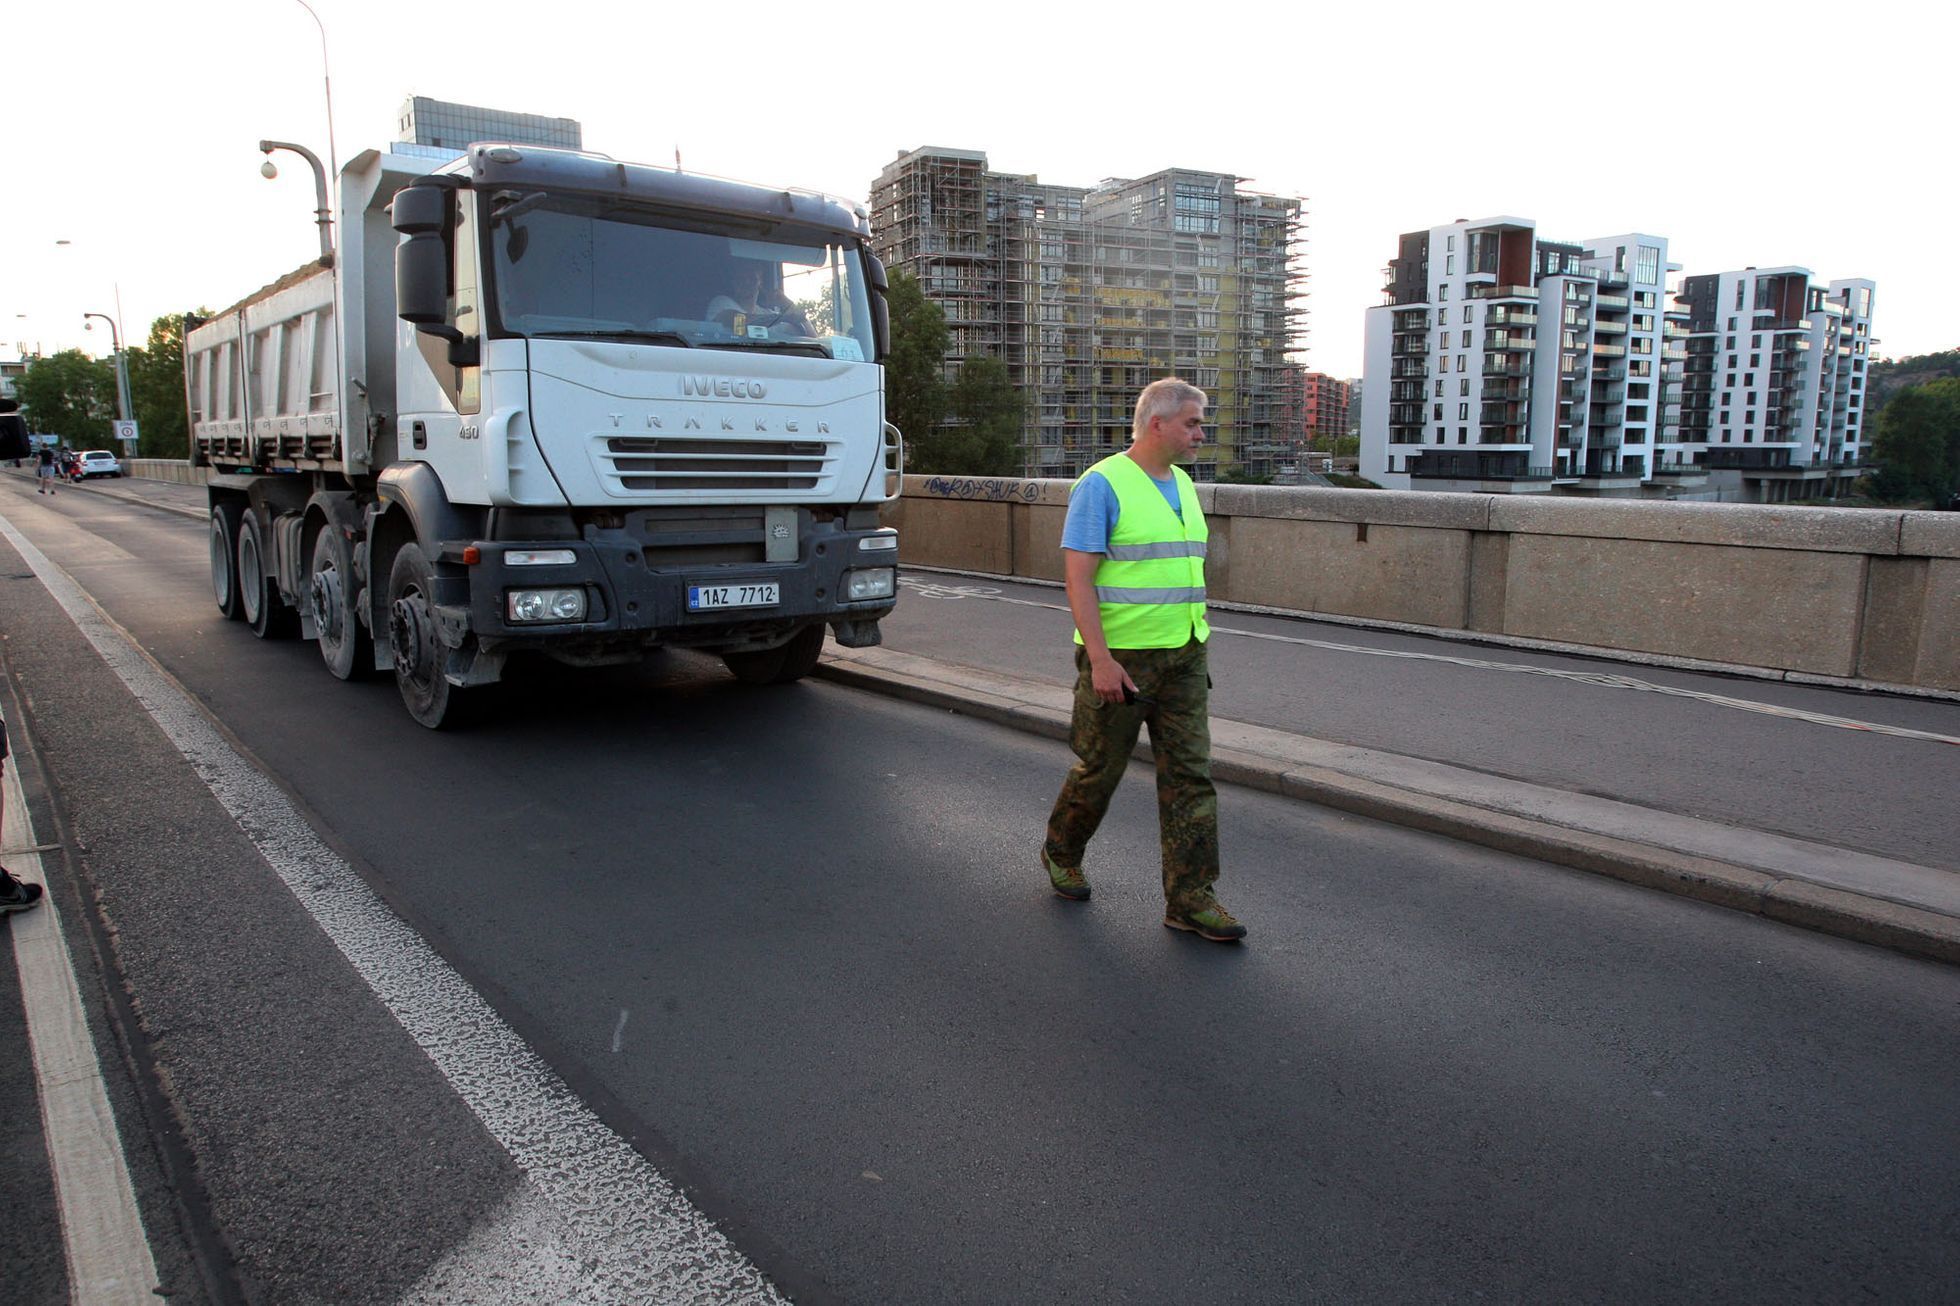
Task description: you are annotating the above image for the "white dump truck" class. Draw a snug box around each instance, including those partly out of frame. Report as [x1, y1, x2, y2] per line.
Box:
[185, 143, 900, 726]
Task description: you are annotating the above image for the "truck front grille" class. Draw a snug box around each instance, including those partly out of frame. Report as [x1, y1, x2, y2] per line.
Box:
[604, 437, 831, 492]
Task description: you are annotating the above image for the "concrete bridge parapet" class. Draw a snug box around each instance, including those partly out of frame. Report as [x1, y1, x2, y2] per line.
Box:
[889, 474, 1960, 693]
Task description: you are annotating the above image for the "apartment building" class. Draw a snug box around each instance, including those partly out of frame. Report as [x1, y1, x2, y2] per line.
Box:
[1672, 269, 1876, 502]
[869, 147, 1306, 479]
[1302, 371, 1351, 441]
[1361, 217, 1682, 496]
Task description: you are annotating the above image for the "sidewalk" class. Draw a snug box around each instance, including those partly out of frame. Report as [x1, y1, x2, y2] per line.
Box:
[23, 466, 1960, 966]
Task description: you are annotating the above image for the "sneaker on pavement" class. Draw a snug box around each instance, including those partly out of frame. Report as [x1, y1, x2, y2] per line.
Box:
[0, 869, 44, 915]
[1042, 849, 1091, 901]
[1164, 900, 1246, 942]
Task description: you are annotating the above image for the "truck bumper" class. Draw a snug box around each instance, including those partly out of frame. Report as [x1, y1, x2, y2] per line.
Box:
[452, 516, 896, 656]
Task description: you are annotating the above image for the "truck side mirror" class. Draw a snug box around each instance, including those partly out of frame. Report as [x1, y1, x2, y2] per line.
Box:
[865, 251, 890, 362]
[393, 184, 454, 332]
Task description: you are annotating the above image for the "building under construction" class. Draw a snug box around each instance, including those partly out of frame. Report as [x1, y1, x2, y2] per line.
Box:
[870, 147, 1308, 479]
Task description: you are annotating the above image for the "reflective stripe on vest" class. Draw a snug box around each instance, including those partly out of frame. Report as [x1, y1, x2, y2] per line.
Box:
[1075, 453, 1210, 649]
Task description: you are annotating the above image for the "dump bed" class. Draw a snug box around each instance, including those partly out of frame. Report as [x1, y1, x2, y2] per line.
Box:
[185, 261, 339, 469]
[184, 148, 430, 477]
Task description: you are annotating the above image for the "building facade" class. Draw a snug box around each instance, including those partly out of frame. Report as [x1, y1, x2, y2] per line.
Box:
[1301, 371, 1350, 442]
[1361, 217, 1683, 496]
[395, 96, 582, 162]
[869, 147, 1306, 479]
[1673, 269, 1876, 502]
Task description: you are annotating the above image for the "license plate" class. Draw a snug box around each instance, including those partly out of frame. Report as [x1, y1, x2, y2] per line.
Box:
[688, 582, 780, 612]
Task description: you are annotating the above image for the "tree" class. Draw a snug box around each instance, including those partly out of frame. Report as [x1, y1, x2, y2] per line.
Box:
[922, 355, 1023, 476]
[16, 350, 116, 446]
[883, 270, 948, 463]
[125, 311, 200, 458]
[1867, 377, 1960, 506]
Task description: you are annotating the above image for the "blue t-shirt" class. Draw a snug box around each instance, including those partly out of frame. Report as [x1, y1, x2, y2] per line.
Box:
[1060, 468, 1183, 554]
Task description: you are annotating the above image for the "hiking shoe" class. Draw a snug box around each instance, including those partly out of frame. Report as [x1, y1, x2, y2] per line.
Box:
[1042, 850, 1091, 901]
[1164, 901, 1246, 942]
[0, 869, 44, 915]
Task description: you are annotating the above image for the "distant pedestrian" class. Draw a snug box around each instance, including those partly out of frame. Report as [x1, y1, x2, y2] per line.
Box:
[35, 446, 56, 494]
[1039, 377, 1244, 942]
[1, 710, 46, 915]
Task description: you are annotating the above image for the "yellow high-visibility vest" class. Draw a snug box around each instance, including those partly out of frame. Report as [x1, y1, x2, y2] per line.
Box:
[1074, 452, 1209, 649]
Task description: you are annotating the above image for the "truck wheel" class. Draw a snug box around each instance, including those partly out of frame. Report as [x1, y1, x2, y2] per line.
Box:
[722, 624, 825, 686]
[211, 502, 245, 621]
[387, 543, 473, 729]
[309, 528, 369, 680]
[237, 512, 297, 640]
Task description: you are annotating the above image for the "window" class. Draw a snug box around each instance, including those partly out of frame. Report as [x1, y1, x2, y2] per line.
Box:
[1458, 402, 1469, 420]
[1463, 306, 1472, 323]
[1461, 330, 1471, 347]
[1434, 380, 1444, 396]
[1446, 255, 1456, 275]
[1446, 234, 1455, 250]
[1439, 285, 1450, 301]
[1434, 404, 1443, 420]
[1635, 245, 1660, 285]
[1460, 379, 1469, 395]
[1749, 353, 1760, 367]
[1735, 282, 1745, 310]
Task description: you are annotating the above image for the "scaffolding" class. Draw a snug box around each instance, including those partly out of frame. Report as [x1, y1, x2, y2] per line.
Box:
[870, 148, 1309, 479]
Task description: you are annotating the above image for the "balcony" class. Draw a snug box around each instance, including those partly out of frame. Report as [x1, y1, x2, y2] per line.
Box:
[1483, 356, 1531, 377]
[1396, 339, 1431, 356]
[1589, 408, 1625, 428]
[1484, 381, 1529, 402]
[1471, 285, 1539, 301]
[1484, 333, 1536, 351]
[1408, 451, 1554, 481]
[1591, 343, 1627, 358]
[1594, 365, 1627, 383]
[1595, 293, 1630, 311]
[1486, 309, 1538, 328]
[1593, 318, 1630, 335]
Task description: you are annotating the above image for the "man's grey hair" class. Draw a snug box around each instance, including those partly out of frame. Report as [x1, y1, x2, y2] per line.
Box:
[1132, 378, 1208, 439]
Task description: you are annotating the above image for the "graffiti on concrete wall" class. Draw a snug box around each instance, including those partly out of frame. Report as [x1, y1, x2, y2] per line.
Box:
[920, 476, 1042, 503]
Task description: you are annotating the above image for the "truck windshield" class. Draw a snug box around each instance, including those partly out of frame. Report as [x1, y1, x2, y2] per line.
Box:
[486, 191, 876, 362]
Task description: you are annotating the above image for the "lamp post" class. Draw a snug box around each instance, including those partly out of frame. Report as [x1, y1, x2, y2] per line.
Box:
[82, 313, 132, 423]
[258, 140, 334, 263]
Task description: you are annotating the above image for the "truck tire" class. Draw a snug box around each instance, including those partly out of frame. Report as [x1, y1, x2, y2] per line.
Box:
[721, 623, 825, 686]
[386, 543, 474, 729]
[210, 502, 245, 621]
[237, 512, 298, 640]
[309, 528, 369, 680]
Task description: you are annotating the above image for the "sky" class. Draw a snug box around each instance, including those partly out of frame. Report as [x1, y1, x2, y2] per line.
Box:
[3, 0, 1953, 381]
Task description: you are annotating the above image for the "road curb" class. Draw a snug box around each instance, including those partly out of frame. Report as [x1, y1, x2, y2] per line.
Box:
[815, 652, 1960, 968]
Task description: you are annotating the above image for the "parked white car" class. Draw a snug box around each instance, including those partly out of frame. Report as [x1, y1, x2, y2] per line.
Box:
[77, 449, 122, 478]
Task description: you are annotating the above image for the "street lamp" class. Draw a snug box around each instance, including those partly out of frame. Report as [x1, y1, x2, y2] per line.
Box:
[83, 313, 134, 455]
[259, 140, 334, 263]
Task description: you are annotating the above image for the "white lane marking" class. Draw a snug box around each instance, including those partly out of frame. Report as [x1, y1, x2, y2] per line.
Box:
[4, 739, 162, 1303]
[895, 573, 1960, 747]
[611, 1008, 629, 1054]
[0, 512, 784, 1302]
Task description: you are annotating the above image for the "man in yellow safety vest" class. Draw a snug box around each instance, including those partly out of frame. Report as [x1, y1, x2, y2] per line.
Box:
[1039, 378, 1244, 942]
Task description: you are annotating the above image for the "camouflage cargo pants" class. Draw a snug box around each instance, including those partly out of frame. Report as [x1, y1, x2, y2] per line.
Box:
[1043, 638, 1219, 912]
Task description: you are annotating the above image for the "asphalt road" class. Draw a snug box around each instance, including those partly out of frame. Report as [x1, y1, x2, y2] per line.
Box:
[3, 475, 1958, 1303]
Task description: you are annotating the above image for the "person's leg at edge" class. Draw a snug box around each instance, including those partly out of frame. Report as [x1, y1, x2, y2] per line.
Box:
[1043, 646, 1148, 897]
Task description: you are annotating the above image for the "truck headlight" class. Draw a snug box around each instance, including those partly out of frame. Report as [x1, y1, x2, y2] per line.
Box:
[507, 588, 588, 623]
[844, 568, 895, 601]
[506, 548, 577, 566]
